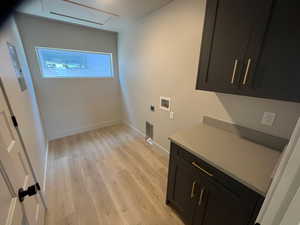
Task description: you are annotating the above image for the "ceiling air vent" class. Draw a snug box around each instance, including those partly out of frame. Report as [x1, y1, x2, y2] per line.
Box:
[63, 0, 118, 17]
[49, 12, 105, 25]
[43, 0, 119, 25]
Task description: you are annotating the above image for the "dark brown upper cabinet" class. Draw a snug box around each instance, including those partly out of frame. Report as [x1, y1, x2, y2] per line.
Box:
[196, 0, 299, 103]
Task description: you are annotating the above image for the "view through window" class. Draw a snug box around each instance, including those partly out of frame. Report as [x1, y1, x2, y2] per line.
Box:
[36, 47, 113, 78]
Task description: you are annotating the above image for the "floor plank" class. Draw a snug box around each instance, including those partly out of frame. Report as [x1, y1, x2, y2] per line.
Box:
[46, 125, 184, 225]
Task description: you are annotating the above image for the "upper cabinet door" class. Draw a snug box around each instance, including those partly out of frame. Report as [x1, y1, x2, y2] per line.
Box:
[237, 0, 273, 90]
[243, 0, 300, 102]
[197, 0, 299, 102]
[196, 0, 276, 95]
[197, 0, 262, 94]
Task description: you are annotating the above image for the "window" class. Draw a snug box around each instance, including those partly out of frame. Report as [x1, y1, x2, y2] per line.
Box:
[36, 47, 113, 78]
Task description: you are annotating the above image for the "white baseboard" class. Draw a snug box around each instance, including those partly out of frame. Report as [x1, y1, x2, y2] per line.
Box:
[42, 142, 48, 194]
[123, 120, 145, 137]
[123, 120, 169, 155]
[153, 139, 169, 155]
[48, 120, 121, 141]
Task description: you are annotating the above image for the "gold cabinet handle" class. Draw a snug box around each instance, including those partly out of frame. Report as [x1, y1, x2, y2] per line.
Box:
[198, 188, 205, 206]
[231, 59, 238, 84]
[190, 181, 197, 199]
[243, 58, 251, 85]
[192, 162, 213, 177]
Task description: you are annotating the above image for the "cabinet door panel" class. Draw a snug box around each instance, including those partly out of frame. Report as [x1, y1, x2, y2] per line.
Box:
[195, 179, 255, 225]
[246, 0, 300, 102]
[168, 158, 200, 224]
[197, 0, 259, 93]
[237, 0, 273, 90]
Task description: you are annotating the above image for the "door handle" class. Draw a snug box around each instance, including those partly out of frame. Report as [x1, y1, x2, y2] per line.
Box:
[198, 188, 205, 206]
[18, 183, 40, 202]
[243, 58, 251, 85]
[192, 162, 213, 177]
[231, 59, 238, 84]
[190, 181, 197, 199]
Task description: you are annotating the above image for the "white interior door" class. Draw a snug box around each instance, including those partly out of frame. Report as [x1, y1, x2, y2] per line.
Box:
[0, 169, 23, 225]
[257, 118, 300, 225]
[0, 18, 47, 194]
[280, 185, 300, 225]
[0, 81, 45, 225]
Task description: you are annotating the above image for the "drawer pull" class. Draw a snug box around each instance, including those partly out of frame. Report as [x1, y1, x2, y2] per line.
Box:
[190, 181, 197, 199]
[192, 162, 213, 177]
[198, 188, 205, 206]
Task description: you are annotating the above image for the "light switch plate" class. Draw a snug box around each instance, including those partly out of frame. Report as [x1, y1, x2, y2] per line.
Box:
[261, 112, 276, 126]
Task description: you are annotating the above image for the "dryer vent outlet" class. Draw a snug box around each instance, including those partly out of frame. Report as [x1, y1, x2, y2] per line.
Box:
[145, 121, 153, 144]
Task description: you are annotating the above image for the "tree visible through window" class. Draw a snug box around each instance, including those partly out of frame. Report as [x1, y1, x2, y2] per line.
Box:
[36, 47, 113, 78]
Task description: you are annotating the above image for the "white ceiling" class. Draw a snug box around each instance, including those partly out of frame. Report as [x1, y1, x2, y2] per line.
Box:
[17, 0, 173, 32]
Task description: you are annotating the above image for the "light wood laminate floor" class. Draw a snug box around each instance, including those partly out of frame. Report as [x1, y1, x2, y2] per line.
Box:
[46, 125, 184, 225]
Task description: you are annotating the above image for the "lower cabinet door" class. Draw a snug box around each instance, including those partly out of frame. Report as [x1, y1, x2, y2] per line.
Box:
[193, 178, 255, 225]
[167, 156, 201, 225]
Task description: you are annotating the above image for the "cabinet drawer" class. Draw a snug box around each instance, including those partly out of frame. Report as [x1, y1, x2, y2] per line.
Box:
[170, 142, 262, 202]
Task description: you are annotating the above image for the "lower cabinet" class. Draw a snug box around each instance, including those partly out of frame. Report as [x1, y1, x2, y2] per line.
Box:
[166, 155, 199, 224]
[193, 178, 257, 225]
[166, 143, 264, 225]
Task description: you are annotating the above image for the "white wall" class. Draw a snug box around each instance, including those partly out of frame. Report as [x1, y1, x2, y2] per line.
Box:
[0, 18, 47, 190]
[118, 0, 300, 150]
[15, 13, 122, 140]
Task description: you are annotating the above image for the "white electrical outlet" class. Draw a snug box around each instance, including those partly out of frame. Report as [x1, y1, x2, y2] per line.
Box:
[170, 111, 174, 120]
[261, 112, 276, 126]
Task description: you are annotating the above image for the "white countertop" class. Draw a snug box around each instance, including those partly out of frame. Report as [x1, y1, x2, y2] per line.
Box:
[169, 123, 281, 196]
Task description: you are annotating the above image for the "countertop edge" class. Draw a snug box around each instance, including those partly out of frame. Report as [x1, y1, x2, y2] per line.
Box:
[168, 137, 267, 196]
